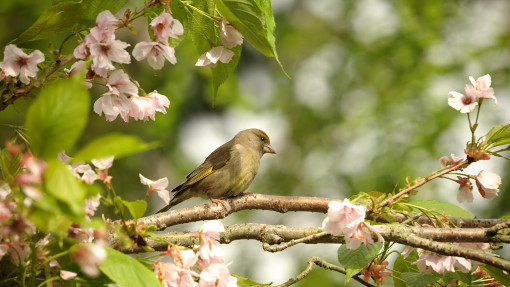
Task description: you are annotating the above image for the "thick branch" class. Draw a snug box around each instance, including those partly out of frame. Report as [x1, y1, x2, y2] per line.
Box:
[141, 193, 510, 229]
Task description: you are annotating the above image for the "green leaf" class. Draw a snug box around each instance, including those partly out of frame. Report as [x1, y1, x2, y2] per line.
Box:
[214, 0, 272, 56]
[71, 133, 157, 163]
[81, 0, 128, 20]
[400, 272, 439, 287]
[337, 242, 382, 284]
[45, 160, 86, 216]
[231, 273, 272, 286]
[211, 45, 242, 101]
[122, 200, 147, 220]
[485, 124, 510, 148]
[408, 200, 473, 218]
[214, 0, 287, 76]
[393, 253, 419, 287]
[13, 2, 85, 44]
[481, 265, 510, 286]
[26, 74, 89, 160]
[99, 247, 160, 287]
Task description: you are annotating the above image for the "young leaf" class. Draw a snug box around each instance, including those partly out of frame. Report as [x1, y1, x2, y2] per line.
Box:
[71, 133, 157, 163]
[121, 200, 147, 220]
[45, 160, 86, 217]
[13, 1, 85, 44]
[80, 0, 128, 20]
[337, 242, 382, 284]
[211, 45, 242, 101]
[99, 247, 161, 287]
[408, 200, 473, 219]
[400, 272, 439, 287]
[393, 253, 419, 287]
[481, 265, 510, 286]
[26, 74, 89, 160]
[485, 124, 510, 148]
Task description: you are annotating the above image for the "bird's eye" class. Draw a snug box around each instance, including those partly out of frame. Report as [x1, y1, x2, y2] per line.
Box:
[260, 137, 266, 142]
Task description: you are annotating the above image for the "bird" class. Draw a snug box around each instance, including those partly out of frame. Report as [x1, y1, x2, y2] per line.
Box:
[156, 128, 275, 213]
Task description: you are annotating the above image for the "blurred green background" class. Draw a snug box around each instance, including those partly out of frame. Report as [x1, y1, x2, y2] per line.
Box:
[1, 0, 510, 286]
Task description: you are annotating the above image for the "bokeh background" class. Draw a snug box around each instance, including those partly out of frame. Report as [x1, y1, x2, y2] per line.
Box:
[1, 0, 510, 286]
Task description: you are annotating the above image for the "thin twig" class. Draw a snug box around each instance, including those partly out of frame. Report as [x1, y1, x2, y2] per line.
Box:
[263, 232, 330, 252]
[273, 257, 374, 287]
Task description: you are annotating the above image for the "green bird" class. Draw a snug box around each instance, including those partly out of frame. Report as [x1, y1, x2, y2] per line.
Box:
[156, 128, 276, 213]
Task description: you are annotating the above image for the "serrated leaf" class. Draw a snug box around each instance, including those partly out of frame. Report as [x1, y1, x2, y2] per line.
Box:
[481, 265, 510, 286]
[393, 254, 419, 287]
[80, 0, 128, 20]
[26, 74, 89, 160]
[232, 273, 272, 286]
[122, 200, 147, 220]
[71, 133, 157, 163]
[408, 200, 473, 218]
[485, 124, 510, 148]
[45, 160, 86, 216]
[99, 247, 160, 287]
[337, 242, 382, 284]
[13, 2, 84, 44]
[400, 272, 439, 287]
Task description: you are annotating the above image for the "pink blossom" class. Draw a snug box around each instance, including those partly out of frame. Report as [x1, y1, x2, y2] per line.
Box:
[74, 42, 89, 59]
[121, 95, 154, 122]
[72, 244, 106, 277]
[132, 41, 177, 69]
[60, 270, 78, 280]
[0, 183, 11, 200]
[195, 46, 234, 68]
[154, 249, 199, 287]
[73, 164, 97, 184]
[107, 69, 138, 97]
[361, 259, 391, 286]
[448, 91, 477, 113]
[466, 74, 496, 104]
[91, 156, 114, 170]
[199, 263, 237, 287]
[439, 153, 462, 168]
[84, 194, 101, 218]
[475, 170, 501, 199]
[322, 199, 365, 235]
[94, 92, 131, 121]
[219, 18, 243, 48]
[95, 10, 118, 35]
[140, 174, 170, 204]
[151, 12, 183, 43]
[88, 38, 130, 73]
[0, 44, 44, 84]
[456, 176, 473, 203]
[147, 90, 170, 115]
[200, 220, 225, 241]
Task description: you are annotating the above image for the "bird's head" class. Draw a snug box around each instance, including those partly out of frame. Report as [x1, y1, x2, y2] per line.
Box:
[236, 128, 276, 156]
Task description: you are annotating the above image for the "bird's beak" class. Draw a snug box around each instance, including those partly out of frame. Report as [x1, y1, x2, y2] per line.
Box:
[264, 144, 276, 154]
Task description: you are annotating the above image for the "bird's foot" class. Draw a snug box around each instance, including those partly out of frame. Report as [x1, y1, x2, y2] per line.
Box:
[208, 196, 228, 209]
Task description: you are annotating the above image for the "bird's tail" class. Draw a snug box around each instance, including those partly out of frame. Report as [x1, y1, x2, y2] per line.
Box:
[155, 189, 191, 214]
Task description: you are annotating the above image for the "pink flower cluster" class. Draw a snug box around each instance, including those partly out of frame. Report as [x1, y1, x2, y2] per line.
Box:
[448, 74, 496, 113]
[0, 44, 44, 84]
[132, 12, 182, 70]
[412, 242, 489, 275]
[322, 199, 384, 249]
[154, 221, 237, 287]
[195, 18, 243, 68]
[361, 258, 391, 286]
[140, 174, 170, 204]
[71, 10, 171, 122]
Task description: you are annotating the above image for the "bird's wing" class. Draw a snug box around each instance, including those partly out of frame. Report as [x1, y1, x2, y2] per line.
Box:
[172, 143, 232, 192]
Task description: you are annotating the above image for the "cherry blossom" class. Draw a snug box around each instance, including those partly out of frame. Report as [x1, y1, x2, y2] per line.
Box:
[140, 174, 170, 204]
[73, 164, 97, 184]
[447, 91, 477, 113]
[361, 259, 391, 286]
[474, 170, 501, 199]
[439, 153, 462, 168]
[466, 74, 496, 104]
[219, 18, 243, 48]
[72, 244, 106, 277]
[92, 156, 114, 170]
[106, 69, 138, 97]
[150, 12, 183, 43]
[322, 199, 365, 235]
[147, 90, 170, 115]
[0, 44, 44, 84]
[456, 176, 473, 203]
[132, 41, 177, 70]
[195, 46, 234, 68]
[199, 263, 237, 287]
